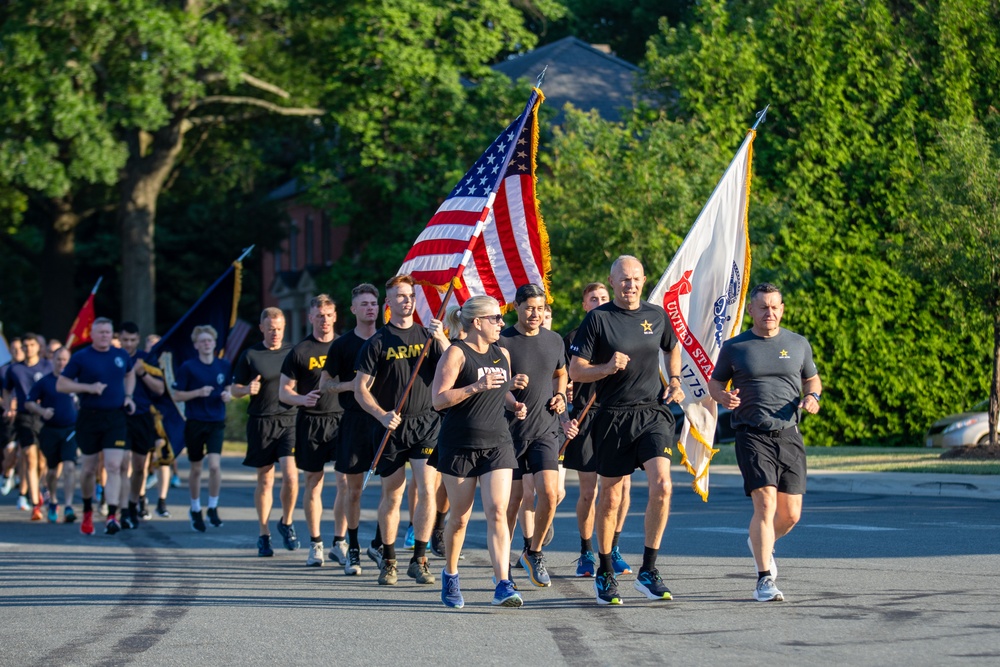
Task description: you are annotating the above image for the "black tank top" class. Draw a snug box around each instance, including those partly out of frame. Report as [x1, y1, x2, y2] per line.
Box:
[438, 341, 514, 451]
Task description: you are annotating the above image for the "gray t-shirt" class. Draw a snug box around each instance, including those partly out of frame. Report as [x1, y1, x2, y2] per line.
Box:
[711, 328, 818, 431]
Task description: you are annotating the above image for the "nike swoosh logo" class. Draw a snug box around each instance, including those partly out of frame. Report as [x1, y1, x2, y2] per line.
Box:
[493, 359, 501, 363]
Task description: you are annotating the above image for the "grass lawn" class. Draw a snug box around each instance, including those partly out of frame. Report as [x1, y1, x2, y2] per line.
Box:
[701, 445, 1000, 475]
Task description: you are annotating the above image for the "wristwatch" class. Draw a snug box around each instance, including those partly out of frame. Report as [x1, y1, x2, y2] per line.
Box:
[807, 392, 821, 402]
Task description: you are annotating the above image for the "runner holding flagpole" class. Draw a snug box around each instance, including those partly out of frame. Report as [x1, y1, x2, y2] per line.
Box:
[362, 78, 551, 490]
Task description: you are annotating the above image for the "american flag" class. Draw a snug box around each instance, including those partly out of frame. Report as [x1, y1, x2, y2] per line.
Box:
[398, 88, 551, 324]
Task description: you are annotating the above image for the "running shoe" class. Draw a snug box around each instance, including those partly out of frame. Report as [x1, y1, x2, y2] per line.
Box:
[121, 513, 137, 530]
[190, 509, 207, 533]
[611, 546, 632, 575]
[206, 507, 223, 528]
[64, 506, 77, 524]
[595, 571, 623, 605]
[367, 544, 383, 569]
[156, 499, 170, 518]
[441, 570, 464, 609]
[17, 495, 30, 511]
[753, 575, 784, 602]
[491, 573, 519, 590]
[747, 535, 777, 579]
[80, 510, 94, 535]
[258, 535, 274, 557]
[519, 551, 551, 587]
[542, 523, 554, 548]
[430, 529, 445, 558]
[105, 517, 121, 535]
[378, 559, 398, 585]
[492, 579, 523, 608]
[98, 500, 108, 517]
[138, 498, 151, 520]
[306, 542, 325, 567]
[634, 568, 673, 600]
[170, 474, 182, 489]
[345, 548, 363, 576]
[406, 559, 435, 584]
[47, 504, 59, 523]
[404, 524, 415, 550]
[328, 540, 348, 565]
[575, 551, 597, 578]
[276, 521, 299, 550]
[145, 475, 157, 491]
[30, 504, 43, 521]
[0, 475, 14, 496]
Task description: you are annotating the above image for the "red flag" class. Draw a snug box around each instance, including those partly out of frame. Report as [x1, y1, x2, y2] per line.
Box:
[398, 88, 551, 322]
[66, 294, 96, 348]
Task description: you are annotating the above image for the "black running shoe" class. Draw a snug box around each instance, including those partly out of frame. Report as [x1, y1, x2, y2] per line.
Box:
[277, 521, 299, 550]
[105, 518, 121, 535]
[120, 514, 137, 530]
[156, 499, 170, 518]
[430, 529, 445, 558]
[206, 507, 223, 528]
[595, 571, 623, 605]
[138, 498, 151, 521]
[190, 509, 207, 533]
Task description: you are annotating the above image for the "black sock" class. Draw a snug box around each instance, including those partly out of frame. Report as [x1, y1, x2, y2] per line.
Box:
[598, 552, 613, 576]
[434, 512, 446, 531]
[108, 504, 118, 518]
[612, 531, 621, 549]
[311, 535, 322, 543]
[641, 546, 658, 572]
[383, 543, 396, 561]
[758, 571, 771, 581]
[371, 524, 383, 549]
[128, 501, 137, 517]
[581, 537, 593, 554]
[527, 548, 540, 558]
[348, 527, 359, 549]
[83, 498, 93, 513]
[413, 540, 427, 561]
[523, 535, 531, 552]
[333, 535, 345, 544]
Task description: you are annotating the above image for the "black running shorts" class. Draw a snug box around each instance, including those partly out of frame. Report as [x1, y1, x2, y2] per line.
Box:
[591, 403, 675, 478]
[512, 431, 561, 481]
[561, 409, 597, 473]
[376, 411, 440, 478]
[39, 425, 78, 467]
[734, 425, 807, 497]
[126, 412, 158, 455]
[243, 415, 295, 468]
[334, 410, 379, 475]
[295, 412, 341, 473]
[436, 444, 517, 479]
[76, 408, 127, 456]
[13, 413, 41, 449]
[185, 419, 225, 463]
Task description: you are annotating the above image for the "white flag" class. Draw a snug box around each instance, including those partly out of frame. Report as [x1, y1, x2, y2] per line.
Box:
[647, 131, 755, 501]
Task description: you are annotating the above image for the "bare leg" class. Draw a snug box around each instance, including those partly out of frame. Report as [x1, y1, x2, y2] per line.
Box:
[441, 474, 477, 575]
[256, 465, 275, 535]
[410, 459, 437, 543]
[518, 474, 536, 543]
[188, 459, 203, 504]
[576, 471, 598, 543]
[332, 471, 348, 537]
[206, 453, 222, 499]
[529, 468, 560, 552]
[378, 467, 407, 548]
[279, 455, 298, 524]
[304, 471, 325, 539]
[62, 461, 77, 508]
[595, 475, 625, 555]
[615, 475, 632, 532]
[480, 469, 513, 582]
[506, 478, 523, 539]
[102, 448, 128, 511]
[346, 473, 363, 529]
[641, 457, 672, 550]
[80, 453, 99, 501]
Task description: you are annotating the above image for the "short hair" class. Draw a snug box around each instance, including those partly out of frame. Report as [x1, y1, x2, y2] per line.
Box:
[514, 283, 546, 305]
[260, 307, 284, 323]
[310, 293, 336, 311]
[120, 321, 140, 335]
[191, 325, 218, 342]
[582, 282, 607, 299]
[749, 282, 782, 302]
[385, 275, 415, 290]
[352, 283, 379, 300]
[610, 255, 643, 277]
[23, 332, 39, 343]
[544, 303, 552, 313]
[55, 347, 71, 357]
[93, 317, 114, 329]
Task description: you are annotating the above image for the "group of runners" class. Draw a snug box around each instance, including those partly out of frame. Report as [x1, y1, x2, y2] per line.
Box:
[1, 254, 822, 609]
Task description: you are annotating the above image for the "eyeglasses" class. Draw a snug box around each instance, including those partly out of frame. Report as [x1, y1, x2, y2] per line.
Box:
[478, 314, 504, 325]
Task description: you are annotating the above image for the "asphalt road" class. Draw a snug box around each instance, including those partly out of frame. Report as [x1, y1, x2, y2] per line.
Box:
[2, 457, 999, 666]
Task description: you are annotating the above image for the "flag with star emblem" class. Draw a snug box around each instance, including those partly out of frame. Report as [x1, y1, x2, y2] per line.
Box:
[398, 88, 551, 324]
[647, 129, 756, 501]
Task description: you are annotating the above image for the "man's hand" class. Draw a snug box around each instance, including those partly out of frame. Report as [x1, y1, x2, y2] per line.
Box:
[124, 397, 136, 415]
[41, 407, 55, 421]
[512, 402, 527, 420]
[248, 375, 262, 396]
[548, 393, 566, 415]
[200, 385, 214, 398]
[476, 371, 506, 392]
[91, 382, 108, 396]
[561, 418, 579, 440]
[221, 389, 233, 404]
[603, 352, 630, 374]
[662, 382, 685, 405]
[799, 393, 821, 414]
[380, 410, 402, 431]
[718, 388, 741, 410]
[301, 390, 321, 408]
[511, 374, 529, 391]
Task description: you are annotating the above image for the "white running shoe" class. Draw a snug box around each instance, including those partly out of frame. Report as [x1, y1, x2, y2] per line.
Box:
[753, 575, 784, 602]
[306, 542, 325, 567]
[328, 540, 349, 565]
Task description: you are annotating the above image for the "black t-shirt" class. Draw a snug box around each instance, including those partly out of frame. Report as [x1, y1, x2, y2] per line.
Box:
[356, 322, 444, 415]
[324, 330, 370, 413]
[281, 335, 340, 416]
[498, 327, 565, 440]
[563, 325, 596, 413]
[569, 301, 677, 407]
[438, 341, 513, 451]
[232, 343, 296, 418]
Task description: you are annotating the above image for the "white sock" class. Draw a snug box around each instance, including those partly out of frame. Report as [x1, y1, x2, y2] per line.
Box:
[191, 498, 201, 512]
[208, 495, 219, 509]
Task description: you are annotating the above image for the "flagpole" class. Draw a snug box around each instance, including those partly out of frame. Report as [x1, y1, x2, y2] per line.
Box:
[557, 393, 597, 460]
[750, 105, 769, 131]
[236, 245, 255, 264]
[362, 89, 543, 491]
[66, 277, 103, 349]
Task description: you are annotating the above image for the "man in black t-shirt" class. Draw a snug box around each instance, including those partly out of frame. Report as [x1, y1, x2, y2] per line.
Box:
[231, 308, 299, 556]
[321, 283, 380, 575]
[279, 294, 346, 568]
[498, 283, 573, 588]
[355, 275, 449, 587]
[569, 255, 684, 606]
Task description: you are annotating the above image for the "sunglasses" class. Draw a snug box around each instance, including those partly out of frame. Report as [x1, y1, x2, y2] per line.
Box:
[478, 314, 504, 324]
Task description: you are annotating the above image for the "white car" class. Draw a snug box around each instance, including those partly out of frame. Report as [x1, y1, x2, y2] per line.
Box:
[925, 399, 991, 448]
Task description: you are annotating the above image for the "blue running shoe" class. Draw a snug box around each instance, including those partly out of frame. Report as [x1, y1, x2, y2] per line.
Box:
[492, 579, 523, 607]
[258, 535, 274, 557]
[404, 524, 415, 550]
[634, 568, 673, 600]
[441, 570, 464, 609]
[611, 546, 632, 575]
[575, 551, 597, 578]
[595, 571, 623, 605]
[519, 551, 551, 587]
[276, 521, 299, 550]
[47, 504, 59, 523]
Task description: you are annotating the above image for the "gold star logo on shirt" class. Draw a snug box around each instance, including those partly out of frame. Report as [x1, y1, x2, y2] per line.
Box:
[641, 319, 653, 333]
[779, 349, 790, 359]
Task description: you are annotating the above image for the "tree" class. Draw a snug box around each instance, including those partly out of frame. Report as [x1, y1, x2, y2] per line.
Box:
[0, 2, 321, 337]
[904, 119, 1000, 449]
